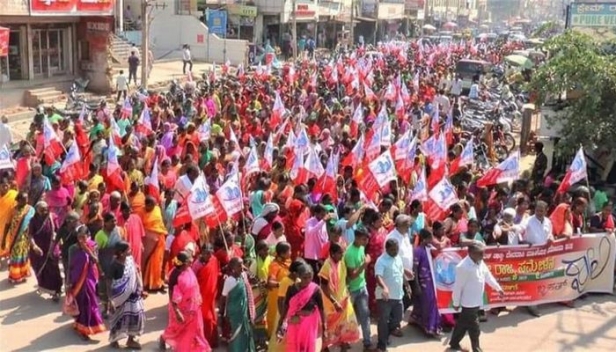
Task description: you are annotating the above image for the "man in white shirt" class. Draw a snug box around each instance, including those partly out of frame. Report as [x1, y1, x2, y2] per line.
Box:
[115, 70, 128, 103]
[0, 116, 13, 148]
[303, 204, 331, 278]
[434, 89, 451, 114]
[173, 164, 200, 203]
[468, 79, 480, 100]
[450, 75, 463, 102]
[386, 214, 415, 310]
[523, 200, 553, 317]
[450, 241, 504, 352]
[182, 44, 193, 74]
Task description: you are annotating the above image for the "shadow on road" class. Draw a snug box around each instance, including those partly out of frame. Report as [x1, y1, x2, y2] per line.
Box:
[0, 288, 62, 325]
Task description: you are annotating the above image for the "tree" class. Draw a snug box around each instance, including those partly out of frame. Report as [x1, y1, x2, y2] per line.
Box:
[528, 30, 616, 154]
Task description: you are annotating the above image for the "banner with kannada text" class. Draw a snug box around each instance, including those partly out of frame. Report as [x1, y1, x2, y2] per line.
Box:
[431, 234, 616, 313]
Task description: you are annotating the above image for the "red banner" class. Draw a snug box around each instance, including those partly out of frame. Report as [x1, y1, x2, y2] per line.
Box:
[77, 0, 114, 13]
[31, 0, 114, 15]
[431, 234, 616, 313]
[0, 27, 9, 57]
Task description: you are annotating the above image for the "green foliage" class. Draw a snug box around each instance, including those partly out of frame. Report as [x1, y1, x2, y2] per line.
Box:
[528, 30, 616, 153]
[531, 21, 559, 38]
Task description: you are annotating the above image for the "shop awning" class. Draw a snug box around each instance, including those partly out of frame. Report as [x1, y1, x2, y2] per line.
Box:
[0, 27, 9, 57]
[355, 16, 377, 22]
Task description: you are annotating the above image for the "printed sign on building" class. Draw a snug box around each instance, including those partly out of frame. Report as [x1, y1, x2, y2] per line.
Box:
[31, 0, 115, 15]
[568, 2, 616, 42]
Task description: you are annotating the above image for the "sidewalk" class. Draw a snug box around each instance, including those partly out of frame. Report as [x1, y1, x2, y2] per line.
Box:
[1, 60, 214, 124]
[140, 61, 214, 88]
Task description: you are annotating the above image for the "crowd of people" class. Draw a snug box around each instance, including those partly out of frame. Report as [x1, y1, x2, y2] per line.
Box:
[0, 37, 613, 352]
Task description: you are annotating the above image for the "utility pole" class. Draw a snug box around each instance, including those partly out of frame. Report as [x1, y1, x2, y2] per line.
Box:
[349, 0, 354, 47]
[141, 0, 149, 88]
[292, 0, 297, 60]
[140, 0, 166, 88]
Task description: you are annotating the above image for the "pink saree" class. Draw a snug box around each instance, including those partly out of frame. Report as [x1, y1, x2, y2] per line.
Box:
[119, 214, 146, 269]
[162, 268, 211, 352]
[285, 282, 321, 352]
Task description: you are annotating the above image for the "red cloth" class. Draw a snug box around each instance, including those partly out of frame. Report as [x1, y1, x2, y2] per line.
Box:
[195, 257, 220, 348]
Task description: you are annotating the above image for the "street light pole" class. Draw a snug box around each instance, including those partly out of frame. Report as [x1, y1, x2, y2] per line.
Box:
[141, 0, 149, 88]
[349, 0, 354, 47]
[140, 0, 167, 89]
[292, 0, 297, 60]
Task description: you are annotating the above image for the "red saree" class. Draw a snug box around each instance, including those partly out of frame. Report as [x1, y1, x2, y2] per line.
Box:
[195, 257, 220, 347]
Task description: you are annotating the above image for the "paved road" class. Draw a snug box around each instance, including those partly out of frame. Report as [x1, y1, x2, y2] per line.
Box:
[0, 272, 615, 352]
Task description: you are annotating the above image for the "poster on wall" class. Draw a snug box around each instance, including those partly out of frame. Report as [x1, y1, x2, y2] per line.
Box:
[0, 27, 9, 57]
[31, 0, 115, 15]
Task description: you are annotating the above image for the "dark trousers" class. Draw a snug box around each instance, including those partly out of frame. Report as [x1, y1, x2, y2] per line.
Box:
[450, 306, 482, 352]
[183, 60, 193, 74]
[128, 68, 137, 85]
[116, 90, 127, 102]
[377, 299, 403, 350]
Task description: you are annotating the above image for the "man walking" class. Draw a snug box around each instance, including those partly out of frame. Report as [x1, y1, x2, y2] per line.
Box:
[182, 44, 193, 74]
[344, 227, 374, 350]
[449, 241, 504, 352]
[128, 51, 140, 86]
[385, 215, 414, 310]
[115, 70, 128, 102]
[375, 239, 413, 352]
[522, 200, 553, 317]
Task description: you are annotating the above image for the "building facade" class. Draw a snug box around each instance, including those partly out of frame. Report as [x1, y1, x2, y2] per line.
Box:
[0, 0, 114, 87]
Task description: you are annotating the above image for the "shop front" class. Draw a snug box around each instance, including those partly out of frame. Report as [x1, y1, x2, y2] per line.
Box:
[0, 0, 114, 83]
[377, 2, 405, 40]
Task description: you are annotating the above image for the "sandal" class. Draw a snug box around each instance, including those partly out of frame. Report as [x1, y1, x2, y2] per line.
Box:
[158, 337, 167, 351]
[390, 328, 403, 337]
[52, 293, 61, 303]
[126, 339, 142, 350]
[110, 341, 120, 349]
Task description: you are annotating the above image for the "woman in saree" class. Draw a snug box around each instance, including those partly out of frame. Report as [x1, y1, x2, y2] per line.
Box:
[162, 189, 178, 238]
[67, 226, 106, 340]
[0, 176, 18, 259]
[109, 241, 147, 349]
[128, 182, 147, 218]
[46, 175, 73, 226]
[409, 228, 443, 338]
[160, 251, 211, 352]
[6, 192, 36, 283]
[168, 223, 197, 273]
[94, 212, 123, 317]
[266, 241, 292, 337]
[363, 209, 387, 315]
[26, 163, 49, 207]
[268, 259, 303, 352]
[142, 196, 168, 292]
[222, 257, 256, 352]
[277, 264, 326, 352]
[29, 201, 63, 301]
[118, 201, 145, 269]
[193, 244, 220, 348]
[318, 243, 360, 351]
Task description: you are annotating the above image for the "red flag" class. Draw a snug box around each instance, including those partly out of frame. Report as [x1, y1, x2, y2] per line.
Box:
[59, 142, 82, 184]
[42, 117, 64, 165]
[145, 157, 161, 202]
[477, 151, 520, 188]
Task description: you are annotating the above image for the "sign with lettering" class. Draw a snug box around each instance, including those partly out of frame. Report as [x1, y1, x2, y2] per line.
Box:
[569, 3, 616, 42]
[0, 0, 30, 15]
[228, 4, 258, 18]
[295, 3, 317, 18]
[431, 234, 616, 313]
[31, 0, 115, 15]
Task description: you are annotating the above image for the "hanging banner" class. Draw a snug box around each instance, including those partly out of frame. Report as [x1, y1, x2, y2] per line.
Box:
[30, 0, 114, 16]
[431, 234, 616, 313]
[0, 27, 9, 57]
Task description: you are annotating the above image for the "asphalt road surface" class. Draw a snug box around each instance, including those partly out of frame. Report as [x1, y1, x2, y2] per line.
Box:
[0, 272, 615, 352]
